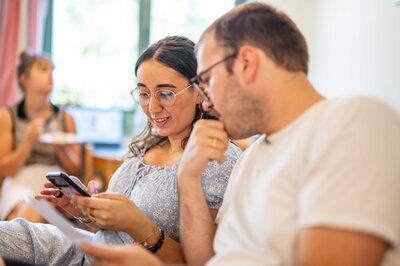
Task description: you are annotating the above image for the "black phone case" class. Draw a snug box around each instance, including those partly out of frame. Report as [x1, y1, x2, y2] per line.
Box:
[46, 171, 91, 197]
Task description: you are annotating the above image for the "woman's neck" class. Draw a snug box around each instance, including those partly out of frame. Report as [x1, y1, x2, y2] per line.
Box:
[24, 94, 52, 119]
[164, 139, 184, 153]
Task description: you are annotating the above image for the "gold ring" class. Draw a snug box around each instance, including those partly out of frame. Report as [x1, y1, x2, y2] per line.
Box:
[211, 137, 217, 149]
[89, 207, 95, 218]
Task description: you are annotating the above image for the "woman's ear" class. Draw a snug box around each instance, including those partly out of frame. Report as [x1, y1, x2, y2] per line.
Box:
[195, 94, 203, 104]
[19, 74, 27, 88]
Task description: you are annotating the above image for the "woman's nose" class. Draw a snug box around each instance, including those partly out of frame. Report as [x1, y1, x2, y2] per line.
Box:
[148, 95, 163, 113]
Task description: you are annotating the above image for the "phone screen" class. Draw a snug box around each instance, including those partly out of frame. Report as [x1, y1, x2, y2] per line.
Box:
[46, 172, 91, 197]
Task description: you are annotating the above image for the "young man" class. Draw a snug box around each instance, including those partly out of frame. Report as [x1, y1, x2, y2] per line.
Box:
[83, 2, 400, 265]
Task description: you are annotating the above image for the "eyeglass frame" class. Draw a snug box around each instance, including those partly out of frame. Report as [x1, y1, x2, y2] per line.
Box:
[190, 52, 237, 101]
[130, 83, 193, 107]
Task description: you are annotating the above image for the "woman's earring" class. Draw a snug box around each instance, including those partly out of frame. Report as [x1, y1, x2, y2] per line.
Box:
[198, 104, 204, 120]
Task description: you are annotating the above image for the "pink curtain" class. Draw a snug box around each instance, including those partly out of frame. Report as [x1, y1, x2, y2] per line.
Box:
[0, 0, 48, 108]
[28, 0, 48, 51]
[0, 0, 21, 108]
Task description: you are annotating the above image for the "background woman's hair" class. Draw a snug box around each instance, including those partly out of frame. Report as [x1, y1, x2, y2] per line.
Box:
[129, 36, 211, 156]
[17, 51, 53, 92]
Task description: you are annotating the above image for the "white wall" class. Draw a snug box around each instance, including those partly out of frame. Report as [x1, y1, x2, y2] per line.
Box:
[262, 0, 400, 110]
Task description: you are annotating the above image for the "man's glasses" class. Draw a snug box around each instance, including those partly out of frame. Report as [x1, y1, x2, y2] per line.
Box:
[189, 53, 237, 118]
[190, 52, 237, 102]
[130, 84, 192, 107]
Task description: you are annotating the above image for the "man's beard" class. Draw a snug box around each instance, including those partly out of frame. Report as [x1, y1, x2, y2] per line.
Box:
[220, 78, 267, 139]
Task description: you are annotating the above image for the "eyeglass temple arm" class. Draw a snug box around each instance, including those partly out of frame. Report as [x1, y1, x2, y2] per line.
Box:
[191, 82, 209, 101]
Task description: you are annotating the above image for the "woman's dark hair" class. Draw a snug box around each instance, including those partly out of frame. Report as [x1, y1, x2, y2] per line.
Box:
[17, 51, 53, 92]
[129, 36, 211, 156]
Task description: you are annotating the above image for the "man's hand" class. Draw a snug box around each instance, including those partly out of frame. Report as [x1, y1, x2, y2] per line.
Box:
[178, 119, 228, 178]
[82, 242, 162, 266]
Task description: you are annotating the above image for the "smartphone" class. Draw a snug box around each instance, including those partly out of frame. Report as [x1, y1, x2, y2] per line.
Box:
[46, 171, 91, 197]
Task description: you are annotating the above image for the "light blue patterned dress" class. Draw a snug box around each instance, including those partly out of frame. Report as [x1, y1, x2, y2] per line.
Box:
[0, 143, 241, 265]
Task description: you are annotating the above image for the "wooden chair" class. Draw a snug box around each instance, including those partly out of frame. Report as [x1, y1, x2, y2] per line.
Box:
[81, 144, 123, 191]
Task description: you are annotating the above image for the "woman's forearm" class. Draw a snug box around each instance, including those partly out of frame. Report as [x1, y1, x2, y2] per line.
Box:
[127, 213, 186, 264]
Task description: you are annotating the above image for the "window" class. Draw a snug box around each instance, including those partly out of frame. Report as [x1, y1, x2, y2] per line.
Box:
[52, 0, 138, 109]
[150, 0, 235, 43]
[51, 0, 236, 136]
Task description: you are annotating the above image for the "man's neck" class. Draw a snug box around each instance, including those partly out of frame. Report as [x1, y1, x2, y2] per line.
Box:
[264, 73, 324, 135]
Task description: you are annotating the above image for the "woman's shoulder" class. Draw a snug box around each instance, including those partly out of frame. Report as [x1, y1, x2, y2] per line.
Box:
[202, 141, 241, 176]
[225, 141, 243, 160]
[0, 108, 13, 130]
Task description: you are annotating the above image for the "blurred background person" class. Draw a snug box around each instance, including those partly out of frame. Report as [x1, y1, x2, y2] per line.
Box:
[0, 51, 82, 222]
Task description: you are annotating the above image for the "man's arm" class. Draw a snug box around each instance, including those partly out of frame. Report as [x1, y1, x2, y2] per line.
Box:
[177, 119, 229, 266]
[178, 173, 217, 266]
[297, 227, 388, 266]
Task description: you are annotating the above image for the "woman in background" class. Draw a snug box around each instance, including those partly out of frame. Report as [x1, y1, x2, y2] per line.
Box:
[0, 36, 241, 265]
[0, 51, 82, 222]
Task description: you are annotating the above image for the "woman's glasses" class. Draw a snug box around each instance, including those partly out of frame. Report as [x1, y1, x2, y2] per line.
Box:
[130, 84, 192, 107]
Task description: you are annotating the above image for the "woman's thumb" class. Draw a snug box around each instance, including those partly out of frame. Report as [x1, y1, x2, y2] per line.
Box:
[87, 180, 98, 194]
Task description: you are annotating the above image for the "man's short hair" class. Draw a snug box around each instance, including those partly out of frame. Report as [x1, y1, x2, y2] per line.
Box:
[200, 2, 309, 74]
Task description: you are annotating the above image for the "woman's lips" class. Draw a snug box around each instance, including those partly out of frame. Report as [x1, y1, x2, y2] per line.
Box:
[152, 117, 170, 128]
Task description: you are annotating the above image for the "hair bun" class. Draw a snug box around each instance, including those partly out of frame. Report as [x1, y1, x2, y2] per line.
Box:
[20, 51, 32, 62]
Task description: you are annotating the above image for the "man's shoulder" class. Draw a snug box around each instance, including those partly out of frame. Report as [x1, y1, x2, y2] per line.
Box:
[325, 95, 397, 115]
[315, 95, 399, 127]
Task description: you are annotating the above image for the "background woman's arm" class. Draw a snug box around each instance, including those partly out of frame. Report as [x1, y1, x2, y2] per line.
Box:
[53, 113, 82, 176]
[0, 110, 39, 177]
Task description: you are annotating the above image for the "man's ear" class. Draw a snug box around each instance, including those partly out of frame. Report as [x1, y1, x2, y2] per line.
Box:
[235, 45, 259, 85]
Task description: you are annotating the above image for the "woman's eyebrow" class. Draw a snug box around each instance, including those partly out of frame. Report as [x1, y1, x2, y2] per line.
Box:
[136, 82, 147, 87]
[156, 83, 176, 89]
[136, 83, 177, 89]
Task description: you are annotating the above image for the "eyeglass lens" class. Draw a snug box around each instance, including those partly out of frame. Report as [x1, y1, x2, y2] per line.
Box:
[132, 90, 176, 107]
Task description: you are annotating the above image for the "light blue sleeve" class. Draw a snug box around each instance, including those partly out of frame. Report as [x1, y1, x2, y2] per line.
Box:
[201, 142, 242, 209]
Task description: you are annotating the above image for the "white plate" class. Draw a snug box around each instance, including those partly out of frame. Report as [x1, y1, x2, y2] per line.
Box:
[39, 132, 80, 145]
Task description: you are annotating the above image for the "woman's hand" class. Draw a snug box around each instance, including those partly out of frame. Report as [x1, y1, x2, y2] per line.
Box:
[82, 242, 162, 266]
[25, 119, 45, 145]
[35, 177, 97, 218]
[72, 193, 147, 235]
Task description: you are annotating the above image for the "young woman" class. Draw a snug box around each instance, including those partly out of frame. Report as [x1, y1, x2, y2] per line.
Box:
[0, 36, 241, 265]
[0, 51, 81, 222]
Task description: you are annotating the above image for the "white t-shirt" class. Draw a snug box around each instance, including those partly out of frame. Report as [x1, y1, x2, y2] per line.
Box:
[209, 96, 400, 266]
